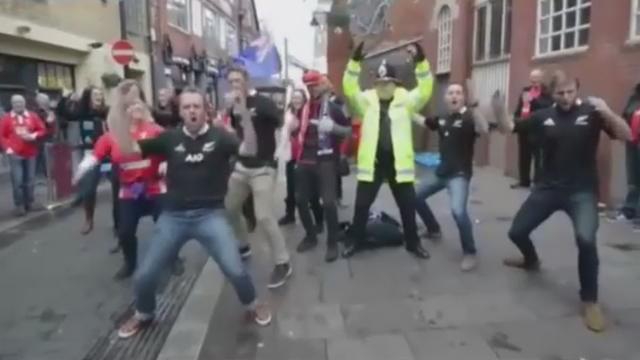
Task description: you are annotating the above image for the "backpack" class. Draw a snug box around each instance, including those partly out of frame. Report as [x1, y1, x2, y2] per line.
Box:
[339, 210, 404, 248]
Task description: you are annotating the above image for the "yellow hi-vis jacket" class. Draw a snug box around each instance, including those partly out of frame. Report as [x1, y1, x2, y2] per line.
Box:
[342, 59, 434, 183]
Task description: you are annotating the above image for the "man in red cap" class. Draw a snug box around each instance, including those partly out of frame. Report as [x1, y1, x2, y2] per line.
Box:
[294, 70, 351, 262]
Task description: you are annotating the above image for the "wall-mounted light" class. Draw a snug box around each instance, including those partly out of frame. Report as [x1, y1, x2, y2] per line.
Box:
[16, 25, 31, 36]
[88, 42, 104, 49]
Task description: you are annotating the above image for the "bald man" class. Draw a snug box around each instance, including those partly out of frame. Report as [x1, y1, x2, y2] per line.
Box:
[512, 69, 553, 189]
[0, 95, 47, 216]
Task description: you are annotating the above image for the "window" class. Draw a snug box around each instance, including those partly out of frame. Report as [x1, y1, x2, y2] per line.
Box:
[226, 22, 238, 54]
[474, 0, 511, 62]
[437, 5, 453, 74]
[219, 21, 227, 50]
[537, 0, 591, 55]
[168, 0, 190, 32]
[191, 0, 203, 36]
[203, 7, 221, 53]
[631, 0, 640, 40]
[37, 62, 73, 90]
[124, 0, 147, 35]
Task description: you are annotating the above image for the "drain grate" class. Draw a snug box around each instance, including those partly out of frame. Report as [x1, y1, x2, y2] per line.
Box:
[83, 272, 199, 360]
[495, 216, 513, 222]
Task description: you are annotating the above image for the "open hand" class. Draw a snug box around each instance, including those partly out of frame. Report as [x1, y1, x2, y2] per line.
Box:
[407, 43, 425, 62]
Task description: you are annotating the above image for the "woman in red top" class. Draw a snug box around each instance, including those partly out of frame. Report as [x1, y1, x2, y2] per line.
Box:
[74, 82, 167, 279]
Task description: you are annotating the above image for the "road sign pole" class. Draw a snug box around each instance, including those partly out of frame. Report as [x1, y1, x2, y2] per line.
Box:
[119, 0, 129, 78]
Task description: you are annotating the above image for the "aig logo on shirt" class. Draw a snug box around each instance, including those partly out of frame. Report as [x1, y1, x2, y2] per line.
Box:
[185, 153, 204, 163]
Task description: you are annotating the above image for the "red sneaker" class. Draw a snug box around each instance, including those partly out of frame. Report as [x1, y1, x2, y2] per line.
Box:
[246, 303, 272, 327]
[118, 314, 153, 339]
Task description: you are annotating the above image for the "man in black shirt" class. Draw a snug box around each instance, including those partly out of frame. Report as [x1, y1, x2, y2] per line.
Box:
[505, 71, 631, 333]
[113, 87, 271, 339]
[294, 70, 351, 263]
[224, 66, 292, 289]
[415, 82, 491, 272]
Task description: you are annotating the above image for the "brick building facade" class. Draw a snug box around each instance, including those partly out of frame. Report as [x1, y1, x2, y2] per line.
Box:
[326, 0, 640, 205]
[151, 0, 259, 107]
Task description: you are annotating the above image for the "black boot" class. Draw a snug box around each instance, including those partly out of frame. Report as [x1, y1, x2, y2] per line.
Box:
[279, 214, 295, 225]
[296, 235, 318, 253]
[406, 243, 430, 259]
[325, 241, 339, 263]
[114, 264, 134, 280]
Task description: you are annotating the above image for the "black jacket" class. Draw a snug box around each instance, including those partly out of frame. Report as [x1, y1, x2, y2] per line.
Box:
[622, 83, 640, 123]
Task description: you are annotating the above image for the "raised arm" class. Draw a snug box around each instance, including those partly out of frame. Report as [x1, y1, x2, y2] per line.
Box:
[465, 78, 489, 135]
[405, 43, 434, 114]
[342, 42, 368, 119]
[589, 97, 632, 141]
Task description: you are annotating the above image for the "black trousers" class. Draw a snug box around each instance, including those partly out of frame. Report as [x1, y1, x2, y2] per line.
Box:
[508, 187, 599, 302]
[118, 195, 163, 271]
[296, 160, 338, 243]
[285, 159, 323, 222]
[517, 132, 541, 186]
[349, 162, 420, 248]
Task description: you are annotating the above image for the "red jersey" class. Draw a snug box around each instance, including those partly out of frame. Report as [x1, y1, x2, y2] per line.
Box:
[93, 122, 166, 199]
[0, 111, 47, 158]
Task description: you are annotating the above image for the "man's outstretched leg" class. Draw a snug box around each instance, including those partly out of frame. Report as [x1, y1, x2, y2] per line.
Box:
[194, 208, 271, 325]
[566, 191, 604, 332]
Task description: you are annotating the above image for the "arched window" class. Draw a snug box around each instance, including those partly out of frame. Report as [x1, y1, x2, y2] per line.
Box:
[437, 5, 453, 74]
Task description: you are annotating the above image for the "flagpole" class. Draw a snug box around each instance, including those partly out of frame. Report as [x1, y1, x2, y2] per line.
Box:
[284, 37, 290, 81]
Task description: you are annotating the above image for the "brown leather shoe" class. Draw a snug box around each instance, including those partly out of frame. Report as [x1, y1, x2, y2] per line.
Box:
[583, 302, 605, 332]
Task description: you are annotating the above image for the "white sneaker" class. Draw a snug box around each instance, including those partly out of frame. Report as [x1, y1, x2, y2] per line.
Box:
[460, 255, 478, 272]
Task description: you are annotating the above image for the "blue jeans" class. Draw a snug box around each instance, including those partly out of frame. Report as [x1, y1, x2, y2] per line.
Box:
[508, 188, 599, 302]
[134, 208, 256, 315]
[8, 154, 36, 209]
[415, 174, 476, 254]
[621, 142, 640, 219]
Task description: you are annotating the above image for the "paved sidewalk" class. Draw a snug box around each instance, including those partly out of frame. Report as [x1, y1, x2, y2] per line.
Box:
[198, 167, 640, 360]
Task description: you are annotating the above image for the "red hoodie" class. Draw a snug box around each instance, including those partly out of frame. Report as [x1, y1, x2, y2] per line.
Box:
[93, 121, 166, 199]
[0, 111, 47, 158]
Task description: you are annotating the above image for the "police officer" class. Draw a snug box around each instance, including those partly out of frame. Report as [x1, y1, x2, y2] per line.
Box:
[341, 42, 434, 259]
[504, 70, 631, 333]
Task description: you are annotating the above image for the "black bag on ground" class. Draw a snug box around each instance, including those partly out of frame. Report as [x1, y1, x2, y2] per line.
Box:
[339, 210, 404, 248]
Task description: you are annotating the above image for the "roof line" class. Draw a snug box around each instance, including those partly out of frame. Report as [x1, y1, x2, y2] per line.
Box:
[364, 36, 423, 59]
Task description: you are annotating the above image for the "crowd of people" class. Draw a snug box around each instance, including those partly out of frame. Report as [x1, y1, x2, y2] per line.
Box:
[0, 40, 637, 337]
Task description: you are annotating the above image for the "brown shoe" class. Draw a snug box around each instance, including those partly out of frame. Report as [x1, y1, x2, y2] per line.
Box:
[583, 302, 605, 332]
[117, 314, 153, 339]
[503, 256, 541, 271]
[246, 303, 272, 326]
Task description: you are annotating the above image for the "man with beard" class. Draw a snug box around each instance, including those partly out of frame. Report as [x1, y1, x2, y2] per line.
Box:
[224, 65, 292, 289]
[504, 71, 631, 332]
[294, 71, 351, 262]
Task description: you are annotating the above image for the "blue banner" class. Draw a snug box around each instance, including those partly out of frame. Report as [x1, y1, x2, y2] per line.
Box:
[232, 35, 282, 79]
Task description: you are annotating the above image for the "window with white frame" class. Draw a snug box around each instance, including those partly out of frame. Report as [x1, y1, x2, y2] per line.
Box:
[226, 22, 238, 54]
[631, 0, 640, 40]
[219, 21, 227, 50]
[474, 0, 512, 62]
[437, 5, 453, 74]
[537, 0, 591, 55]
[168, 0, 190, 32]
[203, 7, 220, 53]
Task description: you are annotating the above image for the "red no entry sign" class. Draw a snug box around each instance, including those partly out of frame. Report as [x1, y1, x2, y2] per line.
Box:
[111, 40, 135, 66]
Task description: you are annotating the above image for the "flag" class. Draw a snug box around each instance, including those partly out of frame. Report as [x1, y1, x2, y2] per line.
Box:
[233, 33, 282, 79]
